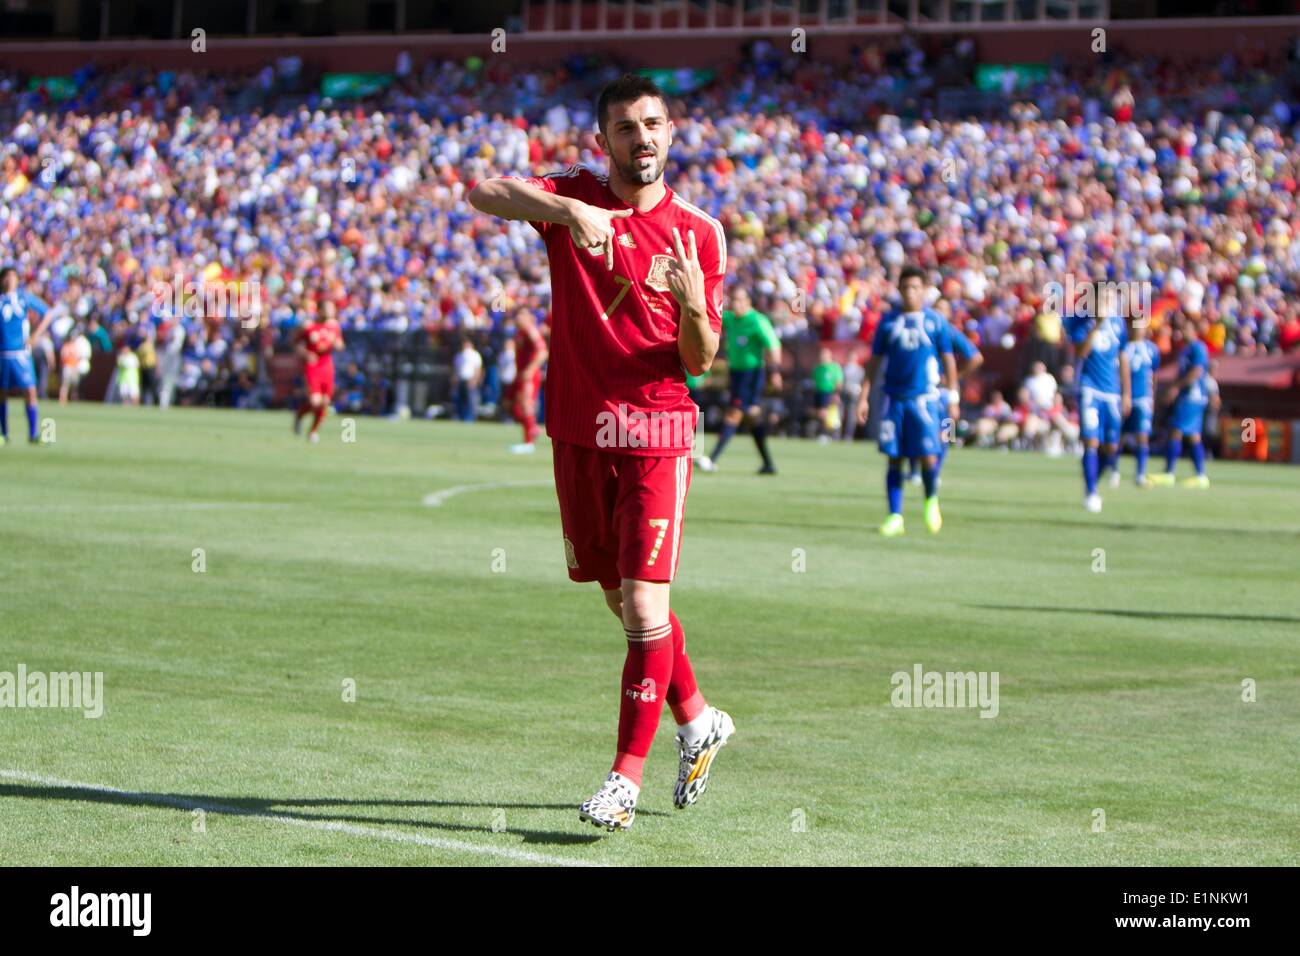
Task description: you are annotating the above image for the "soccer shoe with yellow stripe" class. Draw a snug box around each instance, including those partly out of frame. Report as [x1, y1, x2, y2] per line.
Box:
[1148, 473, 1176, 487]
[674, 707, 736, 810]
[1182, 474, 1210, 489]
[578, 773, 637, 832]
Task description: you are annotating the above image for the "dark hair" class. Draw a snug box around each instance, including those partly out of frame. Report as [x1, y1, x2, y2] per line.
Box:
[0, 266, 15, 285]
[596, 73, 668, 136]
[898, 265, 927, 287]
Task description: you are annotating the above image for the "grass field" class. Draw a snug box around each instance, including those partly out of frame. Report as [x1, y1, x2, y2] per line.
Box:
[1, 402, 1297, 866]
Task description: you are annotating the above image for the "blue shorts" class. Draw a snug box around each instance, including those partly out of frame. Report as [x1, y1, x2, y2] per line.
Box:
[728, 367, 764, 410]
[813, 390, 834, 410]
[0, 352, 35, 391]
[1080, 387, 1121, 445]
[878, 394, 942, 458]
[1123, 398, 1153, 437]
[1169, 397, 1207, 436]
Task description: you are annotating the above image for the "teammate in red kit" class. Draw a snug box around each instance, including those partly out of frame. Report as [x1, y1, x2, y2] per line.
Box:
[468, 74, 735, 831]
[293, 299, 344, 443]
[507, 307, 547, 454]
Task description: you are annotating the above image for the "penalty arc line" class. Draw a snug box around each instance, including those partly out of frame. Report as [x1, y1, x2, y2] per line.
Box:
[0, 769, 603, 868]
[422, 479, 552, 507]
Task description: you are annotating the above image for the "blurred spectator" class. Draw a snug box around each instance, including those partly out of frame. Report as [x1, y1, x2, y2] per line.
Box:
[58, 326, 91, 405]
[453, 337, 483, 422]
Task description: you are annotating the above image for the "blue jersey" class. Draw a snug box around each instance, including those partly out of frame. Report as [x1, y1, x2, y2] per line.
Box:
[1067, 314, 1127, 395]
[872, 308, 952, 399]
[1122, 339, 1160, 402]
[0, 289, 48, 353]
[948, 323, 980, 364]
[1177, 339, 1210, 405]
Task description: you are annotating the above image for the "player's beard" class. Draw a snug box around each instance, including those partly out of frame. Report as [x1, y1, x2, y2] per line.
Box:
[615, 146, 666, 186]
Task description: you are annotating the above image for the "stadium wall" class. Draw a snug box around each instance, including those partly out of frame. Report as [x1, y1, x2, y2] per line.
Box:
[2, 18, 1299, 73]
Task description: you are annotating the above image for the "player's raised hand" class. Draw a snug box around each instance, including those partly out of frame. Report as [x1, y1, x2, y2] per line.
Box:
[567, 203, 634, 270]
[665, 227, 705, 311]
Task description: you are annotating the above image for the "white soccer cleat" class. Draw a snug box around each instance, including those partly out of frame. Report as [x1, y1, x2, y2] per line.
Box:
[674, 707, 736, 810]
[695, 455, 716, 473]
[509, 442, 536, 455]
[1109, 469, 1121, 489]
[578, 773, 637, 832]
[309, 432, 320, 444]
[1085, 493, 1102, 513]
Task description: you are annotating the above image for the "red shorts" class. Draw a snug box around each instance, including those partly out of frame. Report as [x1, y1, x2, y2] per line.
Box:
[305, 358, 335, 398]
[508, 372, 542, 420]
[551, 439, 692, 591]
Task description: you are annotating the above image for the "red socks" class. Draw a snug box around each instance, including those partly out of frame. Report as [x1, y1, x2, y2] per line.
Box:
[310, 405, 326, 435]
[612, 622, 673, 787]
[611, 612, 707, 787]
[667, 611, 704, 725]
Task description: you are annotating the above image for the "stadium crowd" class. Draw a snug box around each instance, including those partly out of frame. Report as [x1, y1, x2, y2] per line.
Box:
[2, 39, 1299, 430]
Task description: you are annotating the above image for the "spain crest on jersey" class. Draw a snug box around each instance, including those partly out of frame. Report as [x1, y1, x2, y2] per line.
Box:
[645, 254, 675, 293]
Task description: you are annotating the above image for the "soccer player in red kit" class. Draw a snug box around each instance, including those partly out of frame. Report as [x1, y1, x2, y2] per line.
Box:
[468, 73, 735, 831]
[507, 307, 547, 454]
[293, 298, 344, 443]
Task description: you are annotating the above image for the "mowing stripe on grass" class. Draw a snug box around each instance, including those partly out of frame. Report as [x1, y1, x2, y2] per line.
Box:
[0, 502, 285, 513]
[422, 480, 552, 507]
[0, 770, 602, 867]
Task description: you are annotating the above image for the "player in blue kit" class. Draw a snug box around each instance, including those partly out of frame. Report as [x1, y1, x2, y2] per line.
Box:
[854, 266, 957, 536]
[1151, 313, 1210, 488]
[0, 267, 54, 447]
[917, 318, 981, 483]
[1121, 319, 1161, 487]
[1066, 306, 1131, 512]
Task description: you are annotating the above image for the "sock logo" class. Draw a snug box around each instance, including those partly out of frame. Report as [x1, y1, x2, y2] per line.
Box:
[626, 677, 657, 703]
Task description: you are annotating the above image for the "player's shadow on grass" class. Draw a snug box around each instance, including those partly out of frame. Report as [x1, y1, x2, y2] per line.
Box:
[0, 783, 665, 847]
[971, 603, 1300, 625]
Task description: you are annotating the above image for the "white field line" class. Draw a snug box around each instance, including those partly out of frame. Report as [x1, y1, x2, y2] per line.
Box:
[0, 769, 602, 867]
[422, 480, 552, 507]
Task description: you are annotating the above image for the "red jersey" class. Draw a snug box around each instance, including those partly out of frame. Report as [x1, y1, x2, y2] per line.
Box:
[302, 320, 340, 360]
[513, 164, 726, 456]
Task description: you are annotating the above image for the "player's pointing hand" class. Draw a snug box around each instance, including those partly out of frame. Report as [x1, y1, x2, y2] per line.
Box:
[666, 227, 705, 312]
[567, 203, 634, 270]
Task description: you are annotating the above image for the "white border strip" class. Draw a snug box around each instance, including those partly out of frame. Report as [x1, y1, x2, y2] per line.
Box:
[0, 769, 602, 867]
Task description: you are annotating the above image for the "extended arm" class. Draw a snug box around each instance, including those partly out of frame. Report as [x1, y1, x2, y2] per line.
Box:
[855, 354, 883, 425]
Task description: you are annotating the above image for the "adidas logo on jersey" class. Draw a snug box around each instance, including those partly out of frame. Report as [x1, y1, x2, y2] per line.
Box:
[617, 233, 637, 248]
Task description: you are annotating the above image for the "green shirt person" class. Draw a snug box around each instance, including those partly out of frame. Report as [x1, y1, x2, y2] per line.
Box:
[813, 357, 844, 396]
[722, 305, 780, 372]
[811, 346, 844, 441]
[698, 288, 782, 475]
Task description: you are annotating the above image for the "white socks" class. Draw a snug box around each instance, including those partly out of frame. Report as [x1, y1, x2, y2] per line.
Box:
[677, 707, 714, 747]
